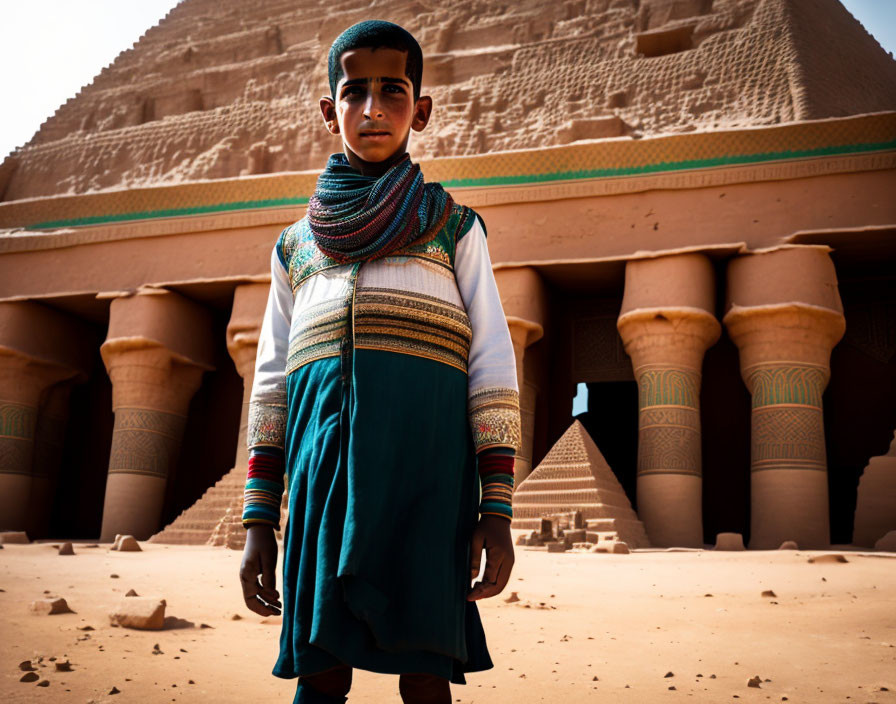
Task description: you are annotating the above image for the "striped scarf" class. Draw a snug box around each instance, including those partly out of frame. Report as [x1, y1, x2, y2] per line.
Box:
[307, 152, 454, 263]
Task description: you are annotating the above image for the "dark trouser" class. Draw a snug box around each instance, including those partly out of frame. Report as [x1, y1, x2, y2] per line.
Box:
[293, 665, 451, 704]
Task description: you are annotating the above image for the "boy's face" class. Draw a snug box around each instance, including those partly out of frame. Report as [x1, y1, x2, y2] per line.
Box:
[320, 47, 431, 176]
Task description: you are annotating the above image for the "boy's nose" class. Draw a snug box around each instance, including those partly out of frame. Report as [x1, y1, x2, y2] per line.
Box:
[363, 95, 384, 120]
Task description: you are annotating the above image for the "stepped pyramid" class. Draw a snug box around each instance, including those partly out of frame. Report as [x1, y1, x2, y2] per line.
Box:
[149, 466, 285, 550]
[511, 420, 650, 548]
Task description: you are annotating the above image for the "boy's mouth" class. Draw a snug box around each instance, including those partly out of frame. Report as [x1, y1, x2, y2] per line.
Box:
[359, 130, 391, 139]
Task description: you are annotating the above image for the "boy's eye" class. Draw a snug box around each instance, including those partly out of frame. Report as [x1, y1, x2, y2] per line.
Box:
[383, 84, 405, 94]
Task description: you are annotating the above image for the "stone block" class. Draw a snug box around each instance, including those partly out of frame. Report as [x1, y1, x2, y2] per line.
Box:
[546, 541, 568, 552]
[0, 531, 30, 544]
[30, 597, 74, 615]
[108, 597, 166, 630]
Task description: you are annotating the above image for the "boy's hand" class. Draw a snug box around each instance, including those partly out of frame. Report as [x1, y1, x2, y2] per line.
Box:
[239, 525, 282, 617]
[468, 514, 514, 601]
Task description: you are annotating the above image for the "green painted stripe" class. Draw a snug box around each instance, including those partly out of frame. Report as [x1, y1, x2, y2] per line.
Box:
[26, 139, 896, 229]
[30, 196, 309, 230]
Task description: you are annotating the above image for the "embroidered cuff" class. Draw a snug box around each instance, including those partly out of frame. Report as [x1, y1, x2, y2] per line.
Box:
[477, 448, 514, 520]
[247, 401, 287, 451]
[468, 387, 521, 453]
[241, 448, 285, 530]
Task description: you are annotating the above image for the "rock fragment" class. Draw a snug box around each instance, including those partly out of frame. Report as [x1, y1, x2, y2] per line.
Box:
[19, 660, 36, 671]
[112, 535, 142, 552]
[55, 660, 73, 671]
[504, 591, 520, 603]
[808, 554, 848, 564]
[778, 540, 799, 549]
[37, 680, 50, 687]
[30, 597, 74, 615]
[58, 542, 75, 555]
[0, 531, 30, 544]
[20, 672, 39, 682]
[747, 675, 762, 687]
[108, 597, 166, 630]
[125, 588, 139, 597]
[761, 590, 777, 598]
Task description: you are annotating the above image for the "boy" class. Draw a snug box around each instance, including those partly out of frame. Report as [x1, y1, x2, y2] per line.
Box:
[238, 20, 520, 704]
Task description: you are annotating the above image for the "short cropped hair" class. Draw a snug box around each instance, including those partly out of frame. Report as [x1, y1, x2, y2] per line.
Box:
[328, 20, 423, 101]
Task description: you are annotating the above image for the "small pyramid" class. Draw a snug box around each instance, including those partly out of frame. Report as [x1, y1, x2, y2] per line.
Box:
[149, 466, 285, 550]
[853, 429, 896, 548]
[511, 420, 650, 548]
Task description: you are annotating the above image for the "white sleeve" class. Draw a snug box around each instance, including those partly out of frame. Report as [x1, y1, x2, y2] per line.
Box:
[247, 244, 293, 452]
[454, 215, 521, 454]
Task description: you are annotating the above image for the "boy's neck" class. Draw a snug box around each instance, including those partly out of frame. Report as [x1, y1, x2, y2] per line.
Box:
[345, 147, 408, 178]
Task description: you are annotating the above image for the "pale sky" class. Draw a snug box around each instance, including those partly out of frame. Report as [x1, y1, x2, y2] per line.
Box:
[0, 0, 893, 161]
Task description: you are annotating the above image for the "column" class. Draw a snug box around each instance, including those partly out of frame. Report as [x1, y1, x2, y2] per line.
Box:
[617, 253, 720, 548]
[210, 282, 272, 548]
[723, 246, 845, 550]
[494, 267, 547, 485]
[0, 301, 92, 531]
[99, 290, 215, 541]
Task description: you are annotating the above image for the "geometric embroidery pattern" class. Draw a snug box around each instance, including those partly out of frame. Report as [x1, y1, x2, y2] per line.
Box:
[469, 387, 521, 453]
[247, 402, 287, 451]
[636, 367, 699, 408]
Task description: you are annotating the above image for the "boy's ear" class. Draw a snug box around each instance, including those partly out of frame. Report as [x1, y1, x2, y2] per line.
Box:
[411, 95, 432, 133]
[319, 96, 340, 135]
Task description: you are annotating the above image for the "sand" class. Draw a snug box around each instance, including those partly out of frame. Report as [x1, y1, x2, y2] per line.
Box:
[1, 532, 894, 703]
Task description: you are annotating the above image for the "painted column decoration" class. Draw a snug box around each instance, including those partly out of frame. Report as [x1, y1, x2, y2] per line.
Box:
[0, 301, 92, 532]
[99, 289, 215, 541]
[617, 253, 720, 548]
[494, 267, 547, 486]
[723, 246, 845, 550]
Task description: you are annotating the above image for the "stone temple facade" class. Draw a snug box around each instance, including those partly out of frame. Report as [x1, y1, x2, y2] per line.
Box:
[0, 0, 894, 550]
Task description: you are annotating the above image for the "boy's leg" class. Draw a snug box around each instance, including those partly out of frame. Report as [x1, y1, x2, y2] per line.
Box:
[398, 672, 451, 704]
[294, 664, 353, 704]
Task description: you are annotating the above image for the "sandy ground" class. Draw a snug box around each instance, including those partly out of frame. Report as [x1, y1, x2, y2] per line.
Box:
[1, 532, 894, 704]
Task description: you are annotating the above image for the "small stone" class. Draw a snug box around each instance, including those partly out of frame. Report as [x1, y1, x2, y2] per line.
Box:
[20, 672, 40, 682]
[37, 680, 50, 687]
[114, 536, 142, 552]
[714, 532, 745, 551]
[504, 591, 520, 603]
[108, 597, 166, 630]
[30, 597, 74, 615]
[109, 686, 121, 694]
[668, 685, 676, 690]
[747, 675, 762, 688]
[55, 660, 73, 671]
[125, 589, 139, 597]
[189, 680, 195, 685]
[611, 540, 630, 554]
[546, 541, 568, 552]
[110, 574, 119, 579]
[58, 542, 75, 556]
[199, 623, 213, 629]
[664, 671, 674, 678]
[761, 590, 777, 598]
[78, 625, 94, 631]
[778, 540, 799, 550]
[0, 531, 30, 544]
[807, 554, 848, 564]
[19, 660, 36, 671]
[231, 613, 242, 620]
